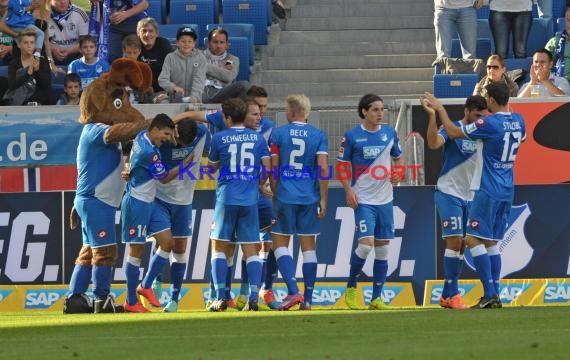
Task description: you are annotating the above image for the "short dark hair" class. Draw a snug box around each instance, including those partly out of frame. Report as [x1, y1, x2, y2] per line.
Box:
[64, 73, 81, 87]
[357, 93, 383, 119]
[122, 34, 142, 50]
[534, 48, 554, 62]
[222, 98, 247, 125]
[486, 82, 510, 106]
[79, 35, 97, 48]
[246, 85, 268, 98]
[150, 113, 175, 130]
[242, 96, 260, 108]
[176, 118, 198, 146]
[464, 95, 487, 111]
[208, 28, 228, 42]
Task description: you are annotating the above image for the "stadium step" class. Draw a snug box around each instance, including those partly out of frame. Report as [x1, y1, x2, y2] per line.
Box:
[252, 68, 434, 84]
[291, 3, 434, 18]
[263, 41, 436, 57]
[285, 16, 434, 31]
[277, 29, 435, 44]
[262, 54, 434, 70]
[263, 81, 433, 97]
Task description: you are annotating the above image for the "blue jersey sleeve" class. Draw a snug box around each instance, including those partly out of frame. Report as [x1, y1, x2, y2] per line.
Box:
[208, 134, 220, 163]
[438, 125, 449, 143]
[462, 116, 498, 140]
[390, 128, 403, 158]
[206, 110, 226, 132]
[318, 131, 328, 155]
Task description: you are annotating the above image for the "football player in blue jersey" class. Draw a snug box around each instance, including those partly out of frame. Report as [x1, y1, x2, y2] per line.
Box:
[121, 114, 193, 313]
[270, 94, 329, 311]
[135, 118, 210, 312]
[423, 83, 526, 309]
[423, 95, 488, 310]
[338, 94, 404, 310]
[207, 98, 272, 312]
[65, 105, 149, 314]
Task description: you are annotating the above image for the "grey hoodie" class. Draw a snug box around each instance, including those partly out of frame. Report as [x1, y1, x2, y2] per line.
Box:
[158, 48, 207, 100]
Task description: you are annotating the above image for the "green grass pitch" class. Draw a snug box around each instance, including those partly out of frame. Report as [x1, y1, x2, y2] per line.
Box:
[1, 307, 569, 359]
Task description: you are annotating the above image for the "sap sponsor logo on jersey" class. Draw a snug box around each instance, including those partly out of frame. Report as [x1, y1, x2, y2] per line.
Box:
[498, 284, 532, 304]
[362, 285, 403, 305]
[461, 139, 477, 153]
[464, 204, 533, 278]
[362, 146, 385, 159]
[0, 289, 14, 302]
[25, 289, 68, 309]
[430, 284, 476, 304]
[543, 284, 570, 303]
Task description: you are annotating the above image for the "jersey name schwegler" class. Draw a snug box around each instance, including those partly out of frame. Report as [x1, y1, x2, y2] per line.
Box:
[221, 133, 258, 143]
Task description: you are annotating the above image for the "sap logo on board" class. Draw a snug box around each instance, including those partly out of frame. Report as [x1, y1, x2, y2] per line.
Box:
[0, 289, 14, 302]
[311, 287, 344, 306]
[157, 288, 189, 306]
[25, 289, 68, 309]
[543, 284, 570, 303]
[498, 284, 532, 304]
[362, 285, 403, 305]
[429, 284, 477, 304]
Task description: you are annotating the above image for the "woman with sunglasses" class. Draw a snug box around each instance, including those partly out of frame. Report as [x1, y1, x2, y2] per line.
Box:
[473, 54, 519, 98]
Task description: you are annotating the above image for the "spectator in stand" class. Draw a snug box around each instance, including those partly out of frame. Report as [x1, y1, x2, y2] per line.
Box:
[545, 7, 570, 83]
[103, 0, 149, 62]
[68, 35, 110, 90]
[202, 28, 249, 104]
[489, 0, 533, 59]
[0, 0, 14, 64]
[56, 72, 81, 105]
[433, 0, 484, 60]
[157, 27, 206, 104]
[7, 28, 52, 104]
[536, 0, 552, 25]
[48, 0, 88, 65]
[137, 17, 173, 93]
[518, 48, 570, 97]
[474, 54, 519, 98]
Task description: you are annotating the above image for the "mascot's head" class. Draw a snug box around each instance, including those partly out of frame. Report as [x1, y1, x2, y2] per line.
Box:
[79, 58, 153, 125]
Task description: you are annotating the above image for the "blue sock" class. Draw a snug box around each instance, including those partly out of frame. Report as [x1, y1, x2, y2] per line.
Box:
[209, 276, 216, 301]
[263, 249, 277, 290]
[142, 249, 169, 289]
[211, 254, 228, 300]
[489, 253, 502, 295]
[347, 251, 367, 288]
[225, 265, 233, 300]
[275, 248, 299, 294]
[170, 262, 186, 303]
[125, 257, 141, 305]
[246, 256, 262, 302]
[240, 258, 249, 295]
[471, 245, 495, 298]
[69, 264, 91, 296]
[92, 265, 112, 300]
[443, 249, 461, 298]
[259, 253, 268, 292]
[372, 259, 388, 300]
[302, 263, 317, 305]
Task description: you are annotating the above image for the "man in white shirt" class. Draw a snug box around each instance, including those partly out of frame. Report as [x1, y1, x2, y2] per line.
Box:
[518, 48, 570, 97]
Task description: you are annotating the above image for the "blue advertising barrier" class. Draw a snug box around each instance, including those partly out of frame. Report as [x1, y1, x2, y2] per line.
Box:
[1, 187, 437, 304]
[0, 111, 81, 166]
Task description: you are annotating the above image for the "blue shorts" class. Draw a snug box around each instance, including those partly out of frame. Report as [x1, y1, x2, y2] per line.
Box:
[121, 194, 152, 244]
[435, 191, 469, 238]
[466, 191, 511, 241]
[148, 198, 193, 238]
[271, 200, 320, 236]
[74, 196, 116, 248]
[211, 203, 260, 243]
[259, 205, 272, 242]
[354, 203, 394, 241]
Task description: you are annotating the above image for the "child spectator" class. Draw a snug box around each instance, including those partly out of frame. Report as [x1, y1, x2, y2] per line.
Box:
[68, 35, 110, 90]
[56, 72, 81, 105]
[121, 33, 152, 103]
[157, 27, 206, 103]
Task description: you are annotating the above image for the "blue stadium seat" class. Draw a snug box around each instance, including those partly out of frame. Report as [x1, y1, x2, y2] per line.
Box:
[451, 38, 492, 60]
[477, 5, 489, 19]
[524, 18, 553, 55]
[169, 0, 215, 42]
[552, 0, 567, 18]
[0, 65, 8, 78]
[146, 0, 164, 24]
[433, 73, 479, 98]
[160, 24, 200, 44]
[206, 23, 255, 65]
[52, 66, 68, 101]
[228, 36, 250, 81]
[504, 57, 533, 84]
[266, 0, 272, 26]
[222, 0, 269, 45]
[556, 17, 565, 34]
